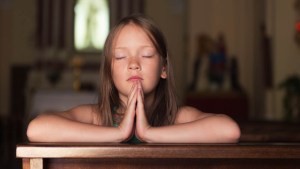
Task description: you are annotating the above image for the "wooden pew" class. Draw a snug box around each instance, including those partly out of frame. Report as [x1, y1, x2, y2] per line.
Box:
[16, 143, 300, 169]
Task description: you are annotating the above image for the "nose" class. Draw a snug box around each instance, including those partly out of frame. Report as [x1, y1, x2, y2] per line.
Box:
[128, 57, 140, 70]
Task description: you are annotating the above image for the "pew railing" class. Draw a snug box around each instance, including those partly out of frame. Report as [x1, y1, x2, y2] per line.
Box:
[16, 143, 300, 169]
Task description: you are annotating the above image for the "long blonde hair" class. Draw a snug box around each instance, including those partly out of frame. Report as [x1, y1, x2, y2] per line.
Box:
[98, 14, 178, 126]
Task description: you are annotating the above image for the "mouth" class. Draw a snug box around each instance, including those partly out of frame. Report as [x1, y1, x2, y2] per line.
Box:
[127, 76, 143, 82]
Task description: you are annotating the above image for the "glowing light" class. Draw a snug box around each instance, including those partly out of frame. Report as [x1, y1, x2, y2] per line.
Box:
[296, 22, 300, 32]
[74, 0, 109, 52]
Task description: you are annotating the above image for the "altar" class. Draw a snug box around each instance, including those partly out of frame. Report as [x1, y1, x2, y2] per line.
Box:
[25, 68, 99, 119]
[29, 89, 98, 119]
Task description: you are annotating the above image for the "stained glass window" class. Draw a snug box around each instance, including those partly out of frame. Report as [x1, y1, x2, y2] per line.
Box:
[74, 0, 109, 52]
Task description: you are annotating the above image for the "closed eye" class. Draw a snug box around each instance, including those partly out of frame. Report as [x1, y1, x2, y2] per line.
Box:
[115, 56, 125, 60]
[114, 55, 126, 60]
[142, 55, 154, 58]
[142, 52, 156, 58]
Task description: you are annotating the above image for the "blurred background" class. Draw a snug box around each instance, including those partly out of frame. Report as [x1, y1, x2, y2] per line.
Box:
[1, 0, 300, 168]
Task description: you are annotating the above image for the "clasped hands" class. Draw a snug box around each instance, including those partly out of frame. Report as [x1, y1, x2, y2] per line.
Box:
[117, 81, 151, 142]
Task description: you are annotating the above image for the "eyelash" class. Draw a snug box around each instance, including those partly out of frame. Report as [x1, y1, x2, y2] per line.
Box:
[142, 54, 154, 58]
[115, 56, 125, 60]
[114, 54, 154, 60]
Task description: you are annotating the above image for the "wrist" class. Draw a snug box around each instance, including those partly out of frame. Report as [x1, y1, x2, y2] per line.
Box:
[137, 126, 154, 143]
[117, 125, 134, 142]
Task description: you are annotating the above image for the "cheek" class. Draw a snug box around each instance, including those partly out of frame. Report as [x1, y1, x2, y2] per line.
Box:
[143, 64, 162, 88]
[111, 63, 125, 79]
[144, 60, 160, 75]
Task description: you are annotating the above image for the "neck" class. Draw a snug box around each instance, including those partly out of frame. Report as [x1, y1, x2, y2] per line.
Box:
[144, 93, 155, 110]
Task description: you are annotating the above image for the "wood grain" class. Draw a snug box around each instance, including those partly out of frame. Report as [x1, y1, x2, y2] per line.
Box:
[16, 143, 300, 159]
[16, 143, 300, 169]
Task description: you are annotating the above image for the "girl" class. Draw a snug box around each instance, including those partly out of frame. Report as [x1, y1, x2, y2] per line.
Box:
[27, 14, 240, 143]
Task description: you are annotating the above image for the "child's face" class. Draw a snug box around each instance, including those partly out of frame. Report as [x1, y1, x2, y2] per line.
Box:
[111, 24, 166, 101]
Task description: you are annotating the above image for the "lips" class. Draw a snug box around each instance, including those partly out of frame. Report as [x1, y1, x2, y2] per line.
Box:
[127, 76, 143, 81]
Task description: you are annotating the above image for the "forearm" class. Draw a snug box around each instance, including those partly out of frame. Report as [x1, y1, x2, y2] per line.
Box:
[143, 114, 240, 143]
[27, 114, 124, 142]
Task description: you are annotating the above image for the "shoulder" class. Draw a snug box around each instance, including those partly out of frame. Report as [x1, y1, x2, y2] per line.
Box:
[174, 106, 213, 124]
[61, 104, 101, 125]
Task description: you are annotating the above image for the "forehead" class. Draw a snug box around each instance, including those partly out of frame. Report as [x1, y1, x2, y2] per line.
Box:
[113, 23, 154, 48]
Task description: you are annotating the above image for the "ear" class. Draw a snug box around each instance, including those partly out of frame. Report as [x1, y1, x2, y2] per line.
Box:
[160, 66, 167, 79]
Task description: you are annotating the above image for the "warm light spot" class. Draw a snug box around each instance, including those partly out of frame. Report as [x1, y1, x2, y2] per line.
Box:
[74, 0, 109, 52]
[296, 22, 300, 32]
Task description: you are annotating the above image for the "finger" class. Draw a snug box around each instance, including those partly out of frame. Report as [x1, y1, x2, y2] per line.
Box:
[127, 83, 138, 108]
[125, 84, 138, 119]
[128, 82, 137, 103]
[119, 85, 137, 137]
[137, 81, 144, 101]
[135, 87, 149, 142]
[127, 85, 138, 115]
[136, 87, 145, 115]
